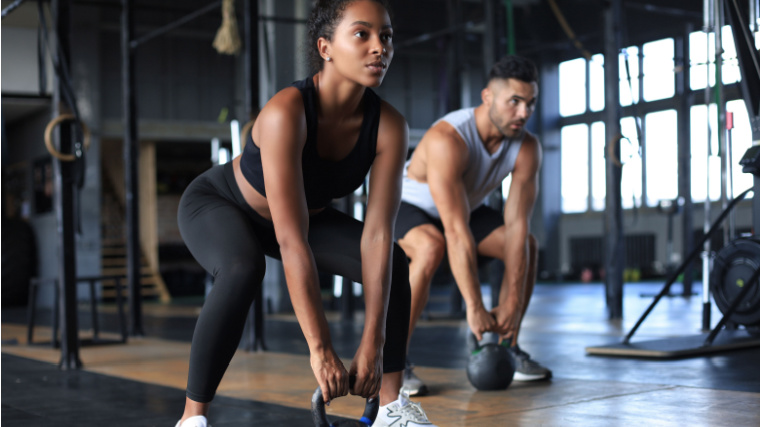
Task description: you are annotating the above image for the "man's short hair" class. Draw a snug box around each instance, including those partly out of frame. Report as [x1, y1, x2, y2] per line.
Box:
[488, 55, 539, 84]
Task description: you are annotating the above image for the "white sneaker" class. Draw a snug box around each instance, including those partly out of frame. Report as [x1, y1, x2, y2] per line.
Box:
[400, 361, 429, 397]
[371, 394, 437, 427]
[174, 415, 208, 427]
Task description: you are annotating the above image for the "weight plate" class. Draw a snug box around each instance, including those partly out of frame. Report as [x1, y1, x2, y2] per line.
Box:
[710, 236, 760, 326]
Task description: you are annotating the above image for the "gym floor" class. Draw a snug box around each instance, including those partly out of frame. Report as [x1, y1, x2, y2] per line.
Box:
[2, 281, 760, 426]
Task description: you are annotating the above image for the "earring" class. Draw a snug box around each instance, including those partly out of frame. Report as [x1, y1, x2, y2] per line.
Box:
[326, 57, 332, 62]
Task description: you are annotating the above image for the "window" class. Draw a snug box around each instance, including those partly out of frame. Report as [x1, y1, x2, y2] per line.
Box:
[726, 99, 754, 197]
[689, 26, 742, 91]
[643, 39, 675, 101]
[590, 121, 606, 211]
[561, 124, 589, 212]
[620, 117, 643, 209]
[721, 26, 741, 85]
[645, 110, 678, 205]
[689, 101, 751, 203]
[690, 104, 721, 201]
[690, 31, 710, 90]
[559, 58, 587, 117]
[558, 28, 755, 214]
[501, 174, 513, 201]
[589, 54, 605, 112]
[619, 46, 640, 107]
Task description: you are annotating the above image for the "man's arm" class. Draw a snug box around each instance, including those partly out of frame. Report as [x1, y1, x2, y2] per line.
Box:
[492, 134, 542, 341]
[426, 124, 496, 340]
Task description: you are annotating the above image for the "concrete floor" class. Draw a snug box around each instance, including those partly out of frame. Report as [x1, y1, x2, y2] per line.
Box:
[2, 281, 760, 426]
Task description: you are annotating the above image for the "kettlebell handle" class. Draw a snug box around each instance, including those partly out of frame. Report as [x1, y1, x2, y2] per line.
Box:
[467, 331, 512, 354]
[311, 377, 379, 427]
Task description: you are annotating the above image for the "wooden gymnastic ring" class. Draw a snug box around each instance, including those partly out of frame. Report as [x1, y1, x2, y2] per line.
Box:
[239, 120, 254, 151]
[606, 134, 623, 168]
[44, 114, 91, 162]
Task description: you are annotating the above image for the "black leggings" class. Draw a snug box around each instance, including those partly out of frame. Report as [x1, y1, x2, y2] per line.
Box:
[177, 163, 411, 403]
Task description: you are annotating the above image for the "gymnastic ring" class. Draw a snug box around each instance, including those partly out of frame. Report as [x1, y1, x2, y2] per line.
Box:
[239, 120, 254, 151]
[606, 134, 623, 168]
[44, 114, 91, 162]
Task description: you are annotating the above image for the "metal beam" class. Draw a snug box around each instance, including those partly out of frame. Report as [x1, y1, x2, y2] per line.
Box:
[244, 0, 259, 120]
[603, 0, 625, 320]
[624, 1, 703, 19]
[122, 0, 143, 336]
[445, 0, 463, 113]
[677, 26, 695, 296]
[394, 21, 481, 50]
[1, 0, 27, 19]
[129, 0, 222, 49]
[52, 0, 82, 370]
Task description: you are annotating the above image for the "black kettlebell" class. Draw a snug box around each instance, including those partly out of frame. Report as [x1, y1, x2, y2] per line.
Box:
[466, 332, 515, 391]
[311, 379, 379, 427]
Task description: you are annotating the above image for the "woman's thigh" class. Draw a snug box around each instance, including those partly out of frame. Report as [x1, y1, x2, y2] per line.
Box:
[178, 175, 268, 278]
[307, 208, 364, 283]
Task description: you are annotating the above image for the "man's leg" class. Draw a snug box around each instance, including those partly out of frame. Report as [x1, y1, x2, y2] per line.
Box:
[397, 224, 446, 395]
[477, 229, 550, 381]
[398, 224, 446, 349]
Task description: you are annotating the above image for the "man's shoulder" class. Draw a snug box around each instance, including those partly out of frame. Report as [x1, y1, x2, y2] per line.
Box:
[420, 118, 467, 149]
[520, 131, 541, 154]
[514, 130, 542, 172]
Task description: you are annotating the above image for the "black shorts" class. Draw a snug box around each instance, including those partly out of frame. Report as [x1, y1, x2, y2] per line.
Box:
[394, 201, 504, 243]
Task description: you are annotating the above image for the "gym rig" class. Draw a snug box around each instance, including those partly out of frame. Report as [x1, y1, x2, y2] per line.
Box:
[587, 0, 760, 358]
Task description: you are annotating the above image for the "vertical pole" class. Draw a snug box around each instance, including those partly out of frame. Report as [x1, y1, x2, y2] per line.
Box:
[715, 0, 729, 249]
[586, 60, 593, 210]
[122, 0, 143, 336]
[702, 0, 714, 331]
[483, 0, 496, 73]
[677, 26, 695, 296]
[244, 0, 259, 121]
[726, 111, 735, 239]
[243, 0, 264, 350]
[445, 0, 462, 112]
[52, 0, 82, 370]
[538, 62, 562, 280]
[503, 0, 515, 55]
[604, 0, 624, 320]
[638, 48, 647, 207]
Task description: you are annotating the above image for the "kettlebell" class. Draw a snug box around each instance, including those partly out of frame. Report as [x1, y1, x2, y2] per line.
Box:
[466, 332, 515, 391]
[311, 377, 379, 427]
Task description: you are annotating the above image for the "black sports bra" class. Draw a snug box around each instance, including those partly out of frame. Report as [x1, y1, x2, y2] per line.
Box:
[239, 75, 381, 209]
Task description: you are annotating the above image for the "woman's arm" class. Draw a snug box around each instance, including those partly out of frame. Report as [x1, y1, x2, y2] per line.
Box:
[350, 102, 409, 398]
[256, 89, 347, 403]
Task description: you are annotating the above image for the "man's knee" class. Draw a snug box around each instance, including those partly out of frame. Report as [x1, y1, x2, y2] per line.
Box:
[402, 228, 446, 270]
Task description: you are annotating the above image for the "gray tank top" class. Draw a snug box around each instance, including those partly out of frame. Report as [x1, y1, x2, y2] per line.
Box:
[401, 107, 524, 218]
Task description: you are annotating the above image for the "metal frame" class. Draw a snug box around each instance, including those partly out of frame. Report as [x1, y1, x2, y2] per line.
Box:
[623, 188, 752, 345]
[604, 0, 625, 320]
[120, 0, 260, 340]
[50, 0, 82, 371]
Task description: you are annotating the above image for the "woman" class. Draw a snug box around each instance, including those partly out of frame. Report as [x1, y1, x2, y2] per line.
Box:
[175, 1, 436, 426]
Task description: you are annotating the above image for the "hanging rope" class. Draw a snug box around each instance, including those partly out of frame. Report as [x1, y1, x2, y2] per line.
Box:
[213, 0, 241, 55]
[547, 0, 592, 60]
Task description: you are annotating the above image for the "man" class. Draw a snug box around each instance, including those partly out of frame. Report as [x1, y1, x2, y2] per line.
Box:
[394, 55, 550, 396]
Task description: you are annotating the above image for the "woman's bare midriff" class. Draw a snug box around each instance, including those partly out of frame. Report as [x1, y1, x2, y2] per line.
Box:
[232, 156, 325, 221]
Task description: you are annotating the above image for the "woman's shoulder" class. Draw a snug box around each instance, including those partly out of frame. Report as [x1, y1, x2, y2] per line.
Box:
[376, 100, 409, 152]
[378, 99, 407, 129]
[258, 86, 306, 123]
